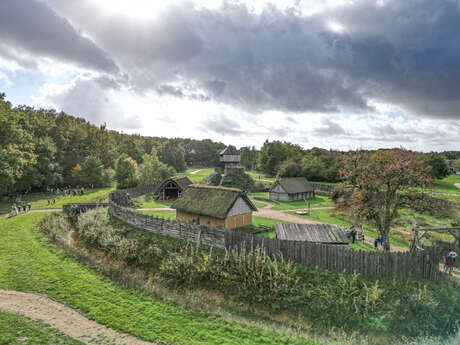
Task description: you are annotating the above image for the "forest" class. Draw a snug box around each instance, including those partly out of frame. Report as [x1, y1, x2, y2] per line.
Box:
[1, 92, 457, 197]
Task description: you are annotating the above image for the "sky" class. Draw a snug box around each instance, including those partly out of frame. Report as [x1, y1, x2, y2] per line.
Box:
[0, 0, 459, 151]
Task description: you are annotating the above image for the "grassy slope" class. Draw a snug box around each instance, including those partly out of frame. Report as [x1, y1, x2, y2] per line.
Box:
[0, 214, 317, 345]
[0, 188, 114, 214]
[0, 311, 84, 345]
[175, 168, 216, 183]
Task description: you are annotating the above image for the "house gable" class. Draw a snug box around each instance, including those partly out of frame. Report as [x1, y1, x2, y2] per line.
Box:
[227, 197, 253, 217]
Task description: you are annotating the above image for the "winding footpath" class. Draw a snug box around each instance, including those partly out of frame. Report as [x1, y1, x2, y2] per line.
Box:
[0, 290, 155, 345]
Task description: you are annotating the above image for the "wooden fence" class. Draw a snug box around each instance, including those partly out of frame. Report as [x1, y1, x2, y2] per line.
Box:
[225, 231, 442, 281]
[310, 183, 336, 194]
[63, 187, 442, 282]
[109, 203, 226, 248]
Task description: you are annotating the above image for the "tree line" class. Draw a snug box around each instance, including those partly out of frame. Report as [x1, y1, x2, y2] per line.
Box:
[1, 92, 456, 197]
[241, 140, 454, 182]
[0, 93, 225, 197]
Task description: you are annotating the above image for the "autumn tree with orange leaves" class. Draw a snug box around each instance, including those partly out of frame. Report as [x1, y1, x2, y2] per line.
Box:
[338, 149, 432, 251]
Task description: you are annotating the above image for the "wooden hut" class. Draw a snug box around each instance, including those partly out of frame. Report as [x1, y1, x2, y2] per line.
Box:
[156, 177, 192, 200]
[269, 177, 315, 202]
[171, 184, 257, 229]
[219, 145, 242, 175]
[275, 223, 349, 244]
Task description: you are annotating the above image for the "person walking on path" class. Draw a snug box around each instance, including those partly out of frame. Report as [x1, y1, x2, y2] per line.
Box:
[28, 204, 31, 212]
[445, 249, 457, 274]
[22, 205, 27, 213]
[350, 226, 357, 243]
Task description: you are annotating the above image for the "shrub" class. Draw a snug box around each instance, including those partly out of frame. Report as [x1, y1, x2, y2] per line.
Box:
[221, 171, 255, 190]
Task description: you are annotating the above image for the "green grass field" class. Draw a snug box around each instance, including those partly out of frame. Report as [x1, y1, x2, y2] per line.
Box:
[0, 187, 114, 214]
[175, 168, 216, 183]
[0, 214, 317, 345]
[0, 311, 84, 345]
[140, 209, 176, 219]
[135, 193, 173, 209]
[271, 195, 333, 211]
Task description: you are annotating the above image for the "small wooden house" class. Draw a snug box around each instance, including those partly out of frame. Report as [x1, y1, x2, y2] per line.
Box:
[171, 184, 257, 229]
[219, 145, 242, 175]
[156, 177, 192, 200]
[269, 177, 315, 201]
[275, 223, 349, 244]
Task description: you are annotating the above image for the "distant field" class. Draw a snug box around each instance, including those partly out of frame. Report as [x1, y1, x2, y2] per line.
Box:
[0, 187, 114, 214]
[421, 175, 460, 194]
[175, 168, 216, 182]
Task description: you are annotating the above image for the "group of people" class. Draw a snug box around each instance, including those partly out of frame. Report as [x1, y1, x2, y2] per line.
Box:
[342, 224, 365, 243]
[10, 203, 31, 216]
[443, 249, 457, 275]
[47, 186, 85, 196]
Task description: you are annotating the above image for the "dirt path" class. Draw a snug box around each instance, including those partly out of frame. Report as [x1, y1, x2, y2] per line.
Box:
[189, 169, 202, 174]
[0, 290, 155, 345]
[254, 208, 322, 224]
[0, 209, 62, 219]
[455, 183, 460, 189]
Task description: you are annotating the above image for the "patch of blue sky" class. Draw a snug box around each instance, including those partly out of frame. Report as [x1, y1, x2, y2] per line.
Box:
[0, 68, 76, 106]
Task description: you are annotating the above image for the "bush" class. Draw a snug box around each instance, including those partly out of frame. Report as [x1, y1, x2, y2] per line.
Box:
[221, 171, 255, 190]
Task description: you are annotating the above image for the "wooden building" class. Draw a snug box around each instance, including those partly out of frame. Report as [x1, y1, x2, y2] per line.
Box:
[269, 177, 315, 202]
[156, 177, 192, 200]
[275, 223, 349, 244]
[171, 184, 257, 229]
[219, 145, 242, 175]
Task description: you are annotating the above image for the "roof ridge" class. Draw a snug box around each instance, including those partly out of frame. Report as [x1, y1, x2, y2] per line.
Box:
[189, 184, 242, 192]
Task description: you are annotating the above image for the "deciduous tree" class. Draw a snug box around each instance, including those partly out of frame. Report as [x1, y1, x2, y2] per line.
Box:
[338, 149, 432, 251]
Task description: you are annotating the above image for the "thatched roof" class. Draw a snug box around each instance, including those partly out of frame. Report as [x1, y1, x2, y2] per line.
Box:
[220, 145, 239, 156]
[172, 176, 193, 189]
[275, 223, 349, 244]
[157, 176, 192, 192]
[271, 177, 314, 194]
[171, 184, 257, 219]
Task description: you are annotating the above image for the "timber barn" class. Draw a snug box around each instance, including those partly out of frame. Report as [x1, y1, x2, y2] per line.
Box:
[269, 177, 315, 201]
[275, 223, 349, 244]
[219, 145, 242, 175]
[171, 184, 257, 229]
[156, 177, 192, 200]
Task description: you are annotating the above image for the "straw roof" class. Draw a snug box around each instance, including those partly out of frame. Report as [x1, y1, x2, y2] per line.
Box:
[171, 184, 257, 219]
[156, 177, 192, 192]
[275, 223, 349, 244]
[272, 177, 314, 194]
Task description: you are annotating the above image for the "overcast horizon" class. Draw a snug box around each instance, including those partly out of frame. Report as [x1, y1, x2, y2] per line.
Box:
[1, 0, 460, 151]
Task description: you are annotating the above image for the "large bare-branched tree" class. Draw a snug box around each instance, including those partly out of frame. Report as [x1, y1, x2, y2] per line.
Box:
[338, 149, 432, 251]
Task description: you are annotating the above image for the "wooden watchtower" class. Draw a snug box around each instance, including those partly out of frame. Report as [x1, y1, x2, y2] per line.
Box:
[219, 145, 241, 175]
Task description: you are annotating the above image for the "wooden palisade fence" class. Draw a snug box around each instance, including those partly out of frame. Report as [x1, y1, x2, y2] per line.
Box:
[65, 186, 444, 282]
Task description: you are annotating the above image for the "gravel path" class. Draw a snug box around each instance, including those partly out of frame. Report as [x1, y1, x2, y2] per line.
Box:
[0, 290, 155, 345]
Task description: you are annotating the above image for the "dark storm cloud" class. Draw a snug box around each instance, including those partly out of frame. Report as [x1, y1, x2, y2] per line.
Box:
[313, 118, 348, 136]
[12, 0, 460, 119]
[0, 0, 118, 72]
